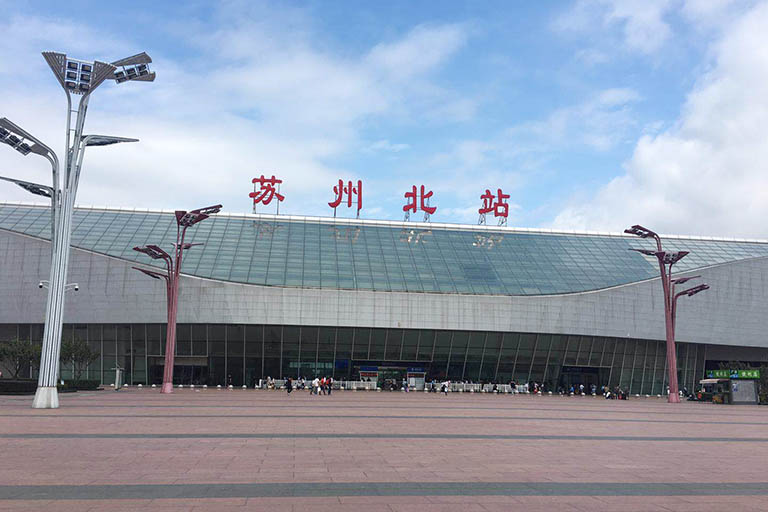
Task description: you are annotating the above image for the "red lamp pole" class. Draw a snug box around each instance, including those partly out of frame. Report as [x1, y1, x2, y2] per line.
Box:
[134, 204, 221, 393]
[626, 225, 700, 404]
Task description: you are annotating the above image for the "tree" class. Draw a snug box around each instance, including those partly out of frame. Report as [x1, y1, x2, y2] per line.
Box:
[0, 339, 41, 379]
[60, 338, 99, 382]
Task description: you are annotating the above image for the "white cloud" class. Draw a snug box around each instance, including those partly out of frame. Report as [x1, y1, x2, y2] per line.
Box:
[0, 8, 470, 217]
[507, 88, 641, 152]
[367, 140, 410, 153]
[551, 2, 768, 238]
[554, 0, 674, 55]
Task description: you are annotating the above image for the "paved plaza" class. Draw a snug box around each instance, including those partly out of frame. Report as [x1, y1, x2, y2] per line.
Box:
[1, 389, 767, 511]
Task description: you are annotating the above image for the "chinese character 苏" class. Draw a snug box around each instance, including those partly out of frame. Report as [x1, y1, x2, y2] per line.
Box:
[250, 175, 285, 206]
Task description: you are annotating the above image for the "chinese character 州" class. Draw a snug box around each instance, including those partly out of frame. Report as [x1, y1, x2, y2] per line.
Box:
[250, 175, 285, 206]
[403, 185, 436, 215]
[478, 188, 510, 218]
[328, 179, 363, 211]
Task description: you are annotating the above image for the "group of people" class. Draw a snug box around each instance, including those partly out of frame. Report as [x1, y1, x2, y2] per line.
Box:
[283, 376, 333, 395]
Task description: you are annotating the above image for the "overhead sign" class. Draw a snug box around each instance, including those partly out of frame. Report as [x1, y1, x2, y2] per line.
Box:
[706, 369, 760, 379]
[249, 178, 514, 225]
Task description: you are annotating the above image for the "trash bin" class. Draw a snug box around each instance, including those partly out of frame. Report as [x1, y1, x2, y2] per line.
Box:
[114, 367, 123, 391]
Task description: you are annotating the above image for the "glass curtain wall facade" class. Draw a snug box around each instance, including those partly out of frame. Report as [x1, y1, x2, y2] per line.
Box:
[1, 323, 709, 395]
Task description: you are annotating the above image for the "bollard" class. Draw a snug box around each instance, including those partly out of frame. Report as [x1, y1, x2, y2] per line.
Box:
[190, 384, 195, 389]
[376, 387, 381, 392]
[217, 385, 222, 389]
[228, 385, 234, 390]
[137, 384, 142, 388]
[203, 384, 208, 389]
[548, 391, 552, 395]
[151, 384, 156, 388]
[178, 384, 183, 388]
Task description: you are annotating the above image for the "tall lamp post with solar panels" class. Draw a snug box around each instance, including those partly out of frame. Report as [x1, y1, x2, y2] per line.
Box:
[0, 51, 155, 408]
[625, 225, 709, 403]
[132, 205, 221, 393]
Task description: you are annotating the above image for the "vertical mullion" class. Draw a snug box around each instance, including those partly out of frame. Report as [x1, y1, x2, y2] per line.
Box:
[494, 332, 504, 382]
[542, 335, 554, 385]
[332, 327, 338, 379]
[444, 331, 455, 377]
[607, 338, 618, 388]
[526, 334, 540, 384]
[477, 332, 488, 382]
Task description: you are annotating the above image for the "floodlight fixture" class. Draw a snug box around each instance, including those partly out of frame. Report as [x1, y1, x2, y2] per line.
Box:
[671, 275, 700, 286]
[660, 251, 688, 265]
[624, 225, 658, 239]
[42, 51, 116, 96]
[0, 176, 54, 198]
[677, 283, 709, 298]
[0, 118, 59, 165]
[111, 52, 156, 83]
[191, 204, 223, 216]
[82, 135, 139, 147]
[133, 245, 171, 261]
[0, 121, 34, 156]
[173, 242, 204, 250]
[132, 266, 167, 281]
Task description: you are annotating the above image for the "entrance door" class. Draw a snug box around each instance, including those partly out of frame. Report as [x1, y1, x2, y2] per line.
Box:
[559, 366, 608, 393]
[378, 367, 406, 391]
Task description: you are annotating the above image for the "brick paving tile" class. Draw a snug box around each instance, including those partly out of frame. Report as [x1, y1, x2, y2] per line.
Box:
[1, 390, 767, 511]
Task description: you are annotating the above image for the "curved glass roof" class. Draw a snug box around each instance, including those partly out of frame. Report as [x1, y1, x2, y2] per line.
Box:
[2, 203, 768, 296]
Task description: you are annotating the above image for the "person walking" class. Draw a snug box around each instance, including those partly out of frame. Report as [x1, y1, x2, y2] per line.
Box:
[327, 376, 333, 395]
[312, 376, 320, 395]
[286, 377, 293, 395]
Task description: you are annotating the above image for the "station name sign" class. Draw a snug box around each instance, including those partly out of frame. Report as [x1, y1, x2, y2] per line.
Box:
[250, 175, 511, 224]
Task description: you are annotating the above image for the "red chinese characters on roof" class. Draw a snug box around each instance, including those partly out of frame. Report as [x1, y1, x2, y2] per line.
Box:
[403, 185, 436, 215]
[478, 188, 510, 218]
[250, 175, 285, 206]
[328, 179, 362, 212]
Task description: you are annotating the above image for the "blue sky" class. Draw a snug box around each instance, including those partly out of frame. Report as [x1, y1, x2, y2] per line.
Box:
[1, 0, 767, 237]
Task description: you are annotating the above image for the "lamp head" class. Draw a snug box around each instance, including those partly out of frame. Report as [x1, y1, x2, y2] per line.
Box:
[0, 176, 53, 199]
[624, 225, 657, 239]
[683, 283, 709, 297]
[111, 52, 156, 83]
[671, 275, 701, 285]
[0, 118, 53, 157]
[42, 51, 116, 96]
[132, 245, 170, 261]
[661, 251, 689, 265]
[191, 204, 223, 216]
[83, 135, 139, 147]
[132, 266, 166, 280]
[176, 205, 222, 227]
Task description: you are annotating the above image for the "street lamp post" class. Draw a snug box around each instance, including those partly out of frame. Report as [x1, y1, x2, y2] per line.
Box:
[625, 225, 709, 403]
[133, 205, 221, 393]
[0, 51, 155, 409]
